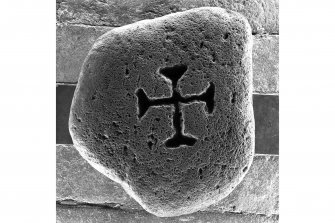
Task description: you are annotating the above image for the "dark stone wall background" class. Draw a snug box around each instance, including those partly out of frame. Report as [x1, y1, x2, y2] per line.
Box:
[56, 1, 279, 222]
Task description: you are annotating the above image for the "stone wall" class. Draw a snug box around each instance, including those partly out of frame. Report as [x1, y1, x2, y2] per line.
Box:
[56, 0, 279, 222]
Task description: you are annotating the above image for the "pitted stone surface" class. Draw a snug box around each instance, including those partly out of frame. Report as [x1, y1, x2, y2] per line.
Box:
[69, 7, 254, 217]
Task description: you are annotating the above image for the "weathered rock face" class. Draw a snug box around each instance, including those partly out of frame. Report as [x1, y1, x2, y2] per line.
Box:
[69, 7, 255, 217]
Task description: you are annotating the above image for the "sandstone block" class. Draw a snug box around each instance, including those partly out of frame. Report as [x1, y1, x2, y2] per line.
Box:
[253, 35, 279, 94]
[56, 144, 141, 209]
[69, 7, 254, 217]
[56, 205, 279, 223]
[57, 0, 279, 34]
[208, 155, 279, 215]
[56, 24, 112, 83]
[56, 145, 279, 215]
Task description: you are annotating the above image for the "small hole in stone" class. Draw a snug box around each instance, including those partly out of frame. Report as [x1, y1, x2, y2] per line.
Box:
[223, 33, 230, 39]
[75, 115, 82, 123]
[200, 41, 204, 48]
[125, 68, 129, 75]
[97, 133, 108, 140]
[211, 53, 216, 62]
[243, 166, 248, 172]
[231, 92, 237, 103]
[123, 146, 128, 156]
[148, 141, 153, 150]
[198, 168, 203, 179]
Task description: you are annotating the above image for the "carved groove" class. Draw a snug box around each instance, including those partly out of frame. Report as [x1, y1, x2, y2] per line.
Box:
[136, 64, 215, 148]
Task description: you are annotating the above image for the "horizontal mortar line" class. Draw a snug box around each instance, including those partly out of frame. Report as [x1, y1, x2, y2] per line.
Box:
[56, 83, 279, 95]
[252, 153, 279, 157]
[56, 22, 279, 36]
[56, 199, 124, 210]
[56, 82, 77, 86]
[252, 32, 279, 36]
[56, 199, 279, 218]
[57, 22, 120, 29]
[253, 92, 279, 96]
[253, 33, 279, 37]
[200, 209, 279, 218]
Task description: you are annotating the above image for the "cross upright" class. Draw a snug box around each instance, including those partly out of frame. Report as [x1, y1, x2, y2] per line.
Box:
[136, 64, 215, 148]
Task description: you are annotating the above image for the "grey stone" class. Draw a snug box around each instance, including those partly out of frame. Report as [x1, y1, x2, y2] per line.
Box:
[253, 95, 279, 154]
[207, 155, 279, 215]
[56, 24, 112, 83]
[57, 145, 278, 215]
[56, 24, 279, 94]
[57, 0, 279, 34]
[56, 205, 279, 223]
[56, 144, 142, 209]
[252, 35, 279, 94]
[69, 7, 254, 217]
[56, 85, 76, 144]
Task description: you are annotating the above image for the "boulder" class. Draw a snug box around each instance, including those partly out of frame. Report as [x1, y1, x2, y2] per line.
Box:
[69, 7, 254, 217]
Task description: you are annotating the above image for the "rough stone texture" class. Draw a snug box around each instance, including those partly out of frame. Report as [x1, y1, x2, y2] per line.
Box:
[57, 144, 279, 215]
[57, 0, 279, 35]
[56, 24, 279, 94]
[57, 205, 279, 223]
[69, 7, 254, 217]
[252, 35, 279, 94]
[209, 155, 279, 215]
[56, 144, 141, 209]
[56, 24, 112, 83]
